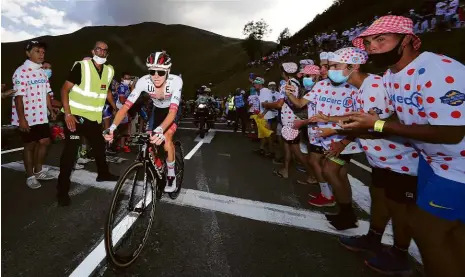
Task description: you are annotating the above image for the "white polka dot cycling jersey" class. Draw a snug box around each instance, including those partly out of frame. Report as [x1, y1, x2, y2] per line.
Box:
[304, 80, 362, 154]
[11, 60, 51, 126]
[125, 74, 182, 111]
[354, 74, 418, 175]
[383, 52, 465, 183]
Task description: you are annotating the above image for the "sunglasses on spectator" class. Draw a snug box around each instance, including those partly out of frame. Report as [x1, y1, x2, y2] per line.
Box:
[149, 70, 167, 77]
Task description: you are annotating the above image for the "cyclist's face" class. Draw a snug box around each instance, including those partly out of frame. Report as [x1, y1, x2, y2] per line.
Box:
[150, 68, 168, 87]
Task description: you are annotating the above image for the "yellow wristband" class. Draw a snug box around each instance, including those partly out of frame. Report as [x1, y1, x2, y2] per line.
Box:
[374, 120, 386, 133]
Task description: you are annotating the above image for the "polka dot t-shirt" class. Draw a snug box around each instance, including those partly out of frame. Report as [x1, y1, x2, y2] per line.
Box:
[280, 78, 301, 141]
[354, 74, 418, 175]
[11, 60, 51, 126]
[383, 52, 465, 183]
[307, 80, 362, 154]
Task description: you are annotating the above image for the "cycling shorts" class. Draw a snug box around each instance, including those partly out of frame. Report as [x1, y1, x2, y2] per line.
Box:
[148, 106, 178, 133]
[417, 156, 465, 223]
[102, 104, 113, 119]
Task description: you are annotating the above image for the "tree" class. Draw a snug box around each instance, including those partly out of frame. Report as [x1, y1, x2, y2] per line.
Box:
[242, 19, 271, 61]
[277, 27, 291, 45]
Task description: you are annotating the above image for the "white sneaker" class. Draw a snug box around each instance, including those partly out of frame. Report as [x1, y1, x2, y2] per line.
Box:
[164, 177, 177, 192]
[26, 176, 42, 189]
[34, 167, 54, 180]
[74, 163, 84, 170]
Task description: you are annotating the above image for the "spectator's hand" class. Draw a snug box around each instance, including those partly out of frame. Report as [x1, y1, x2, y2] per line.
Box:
[315, 127, 336, 138]
[292, 119, 306, 129]
[340, 110, 379, 129]
[103, 129, 114, 143]
[65, 114, 79, 132]
[325, 141, 345, 158]
[50, 109, 57, 121]
[19, 118, 30, 132]
[309, 112, 330, 123]
[1, 89, 16, 99]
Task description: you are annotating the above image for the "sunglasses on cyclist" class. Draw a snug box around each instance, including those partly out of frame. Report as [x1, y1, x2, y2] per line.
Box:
[149, 70, 167, 77]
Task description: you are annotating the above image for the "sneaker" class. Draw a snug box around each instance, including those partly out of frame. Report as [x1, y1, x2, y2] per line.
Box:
[308, 193, 336, 207]
[77, 157, 91, 164]
[26, 176, 42, 189]
[328, 213, 359, 231]
[34, 167, 55, 181]
[96, 174, 119, 182]
[74, 163, 84, 170]
[164, 176, 177, 192]
[365, 248, 412, 276]
[123, 145, 131, 153]
[339, 235, 382, 254]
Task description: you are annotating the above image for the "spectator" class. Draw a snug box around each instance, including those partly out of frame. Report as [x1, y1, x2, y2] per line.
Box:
[12, 40, 56, 189]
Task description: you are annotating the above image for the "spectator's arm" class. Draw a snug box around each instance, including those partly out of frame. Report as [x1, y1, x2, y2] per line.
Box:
[14, 96, 26, 122]
[60, 81, 75, 115]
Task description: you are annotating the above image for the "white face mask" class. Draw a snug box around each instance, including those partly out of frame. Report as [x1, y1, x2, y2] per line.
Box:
[93, 55, 107, 65]
[123, 80, 131, 85]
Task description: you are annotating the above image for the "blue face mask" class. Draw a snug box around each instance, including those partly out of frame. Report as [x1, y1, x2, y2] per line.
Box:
[44, 69, 52, 79]
[303, 77, 314, 88]
[328, 69, 349, 84]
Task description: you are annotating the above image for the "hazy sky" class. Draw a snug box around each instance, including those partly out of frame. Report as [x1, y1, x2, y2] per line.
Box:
[1, 0, 334, 43]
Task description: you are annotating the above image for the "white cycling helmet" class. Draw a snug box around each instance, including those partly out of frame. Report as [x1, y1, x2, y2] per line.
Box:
[146, 51, 172, 70]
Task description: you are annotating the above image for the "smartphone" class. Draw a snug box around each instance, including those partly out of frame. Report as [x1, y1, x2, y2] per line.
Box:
[249, 73, 255, 80]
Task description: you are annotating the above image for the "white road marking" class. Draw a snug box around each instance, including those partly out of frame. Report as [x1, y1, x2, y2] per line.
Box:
[194, 130, 216, 143]
[184, 140, 204, 160]
[178, 127, 234, 133]
[350, 159, 372, 173]
[1, 147, 24, 154]
[181, 121, 227, 125]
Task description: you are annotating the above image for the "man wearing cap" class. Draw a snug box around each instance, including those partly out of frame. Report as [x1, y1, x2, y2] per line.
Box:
[12, 40, 56, 189]
[319, 52, 329, 80]
[233, 88, 248, 134]
[289, 56, 361, 230]
[252, 77, 274, 155]
[345, 15, 465, 277]
[57, 41, 119, 206]
[309, 47, 419, 274]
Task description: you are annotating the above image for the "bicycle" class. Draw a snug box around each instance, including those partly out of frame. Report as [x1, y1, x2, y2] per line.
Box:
[104, 132, 184, 268]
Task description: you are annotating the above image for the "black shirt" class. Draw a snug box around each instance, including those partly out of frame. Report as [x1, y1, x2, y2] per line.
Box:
[67, 61, 104, 85]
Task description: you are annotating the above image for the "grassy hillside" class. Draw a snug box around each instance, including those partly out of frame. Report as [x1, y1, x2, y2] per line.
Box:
[1, 22, 275, 124]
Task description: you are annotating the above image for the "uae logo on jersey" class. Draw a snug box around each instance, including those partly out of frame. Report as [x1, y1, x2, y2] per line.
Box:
[101, 84, 106, 90]
[440, 90, 465, 106]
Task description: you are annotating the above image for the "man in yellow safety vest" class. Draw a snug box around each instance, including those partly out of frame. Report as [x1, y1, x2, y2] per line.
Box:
[57, 41, 119, 206]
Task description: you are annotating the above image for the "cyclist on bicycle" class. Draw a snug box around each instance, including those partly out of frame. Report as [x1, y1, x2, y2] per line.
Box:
[103, 51, 183, 192]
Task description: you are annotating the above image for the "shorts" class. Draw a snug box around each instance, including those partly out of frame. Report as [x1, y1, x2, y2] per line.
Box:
[417, 156, 465, 223]
[372, 167, 417, 204]
[102, 104, 113, 119]
[149, 106, 178, 133]
[284, 135, 300, 144]
[19, 123, 51, 143]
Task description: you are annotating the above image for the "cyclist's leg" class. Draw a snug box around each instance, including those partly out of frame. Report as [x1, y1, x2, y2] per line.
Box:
[163, 124, 177, 191]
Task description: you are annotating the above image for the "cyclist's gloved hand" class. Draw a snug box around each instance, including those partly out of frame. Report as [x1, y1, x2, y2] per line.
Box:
[150, 126, 165, 145]
[103, 124, 116, 142]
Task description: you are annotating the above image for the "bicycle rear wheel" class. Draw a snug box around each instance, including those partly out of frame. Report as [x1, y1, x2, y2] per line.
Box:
[104, 162, 157, 268]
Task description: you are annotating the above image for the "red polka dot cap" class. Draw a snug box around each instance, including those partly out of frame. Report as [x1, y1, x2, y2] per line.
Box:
[330, 47, 368, 64]
[281, 62, 299, 74]
[301, 65, 321, 75]
[352, 15, 421, 50]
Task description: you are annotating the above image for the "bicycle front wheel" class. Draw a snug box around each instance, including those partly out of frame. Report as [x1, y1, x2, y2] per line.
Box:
[104, 161, 157, 268]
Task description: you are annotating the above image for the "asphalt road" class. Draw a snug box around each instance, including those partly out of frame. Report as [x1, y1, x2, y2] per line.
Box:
[1, 118, 424, 277]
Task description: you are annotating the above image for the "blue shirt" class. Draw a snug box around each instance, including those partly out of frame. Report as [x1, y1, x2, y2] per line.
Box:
[234, 95, 245, 108]
[116, 83, 131, 106]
